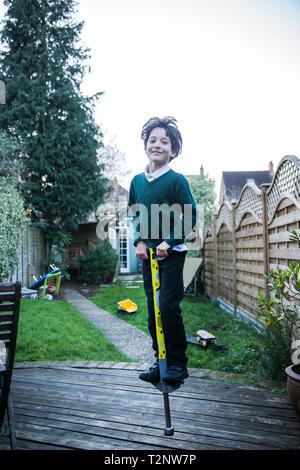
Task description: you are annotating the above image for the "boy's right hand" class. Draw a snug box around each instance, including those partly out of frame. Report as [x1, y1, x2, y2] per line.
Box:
[136, 241, 149, 260]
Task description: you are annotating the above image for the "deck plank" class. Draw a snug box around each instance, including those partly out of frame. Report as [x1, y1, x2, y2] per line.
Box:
[2, 365, 300, 450]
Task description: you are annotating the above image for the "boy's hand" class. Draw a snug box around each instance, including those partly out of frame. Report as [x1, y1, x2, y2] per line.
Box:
[136, 241, 149, 260]
[156, 241, 171, 258]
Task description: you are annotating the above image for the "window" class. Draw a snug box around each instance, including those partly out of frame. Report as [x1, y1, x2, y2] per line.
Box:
[119, 226, 129, 273]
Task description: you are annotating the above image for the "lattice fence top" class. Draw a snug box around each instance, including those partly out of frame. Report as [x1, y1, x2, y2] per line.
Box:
[266, 155, 300, 224]
[205, 155, 300, 236]
[216, 200, 233, 234]
[235, 183, 263, 228]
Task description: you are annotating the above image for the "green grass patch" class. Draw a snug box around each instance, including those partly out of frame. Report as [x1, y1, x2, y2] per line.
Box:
[182, 296, 263, 375]
[91, 281, 264, 379]
[15, 298, 131, 363]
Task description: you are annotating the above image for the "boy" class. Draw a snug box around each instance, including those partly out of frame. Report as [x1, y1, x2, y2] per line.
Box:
[128, 116, 197, 384]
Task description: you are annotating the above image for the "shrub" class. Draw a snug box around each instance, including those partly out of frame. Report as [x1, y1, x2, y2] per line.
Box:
[257, 230, 300, 380]
[259, 321, 294, 381]
[79, 239, 118, 284]
[0, 176, 28, 281]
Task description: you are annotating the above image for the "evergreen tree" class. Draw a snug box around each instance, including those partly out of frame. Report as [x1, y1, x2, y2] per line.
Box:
[185, 167, 216, 260]
[187, 166, 216, 225]
[0, 0, 107, 249]
[0, 131, 25, 178]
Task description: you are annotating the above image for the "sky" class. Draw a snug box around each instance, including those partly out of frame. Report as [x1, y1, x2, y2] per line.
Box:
[2, 0, 300, 197]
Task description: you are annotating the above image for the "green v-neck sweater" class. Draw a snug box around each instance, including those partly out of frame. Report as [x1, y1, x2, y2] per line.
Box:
[128, 169, 197, 248]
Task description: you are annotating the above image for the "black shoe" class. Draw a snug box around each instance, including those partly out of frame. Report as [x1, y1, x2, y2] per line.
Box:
[139, 362, 160, 383]
[164, 364, 188, 384]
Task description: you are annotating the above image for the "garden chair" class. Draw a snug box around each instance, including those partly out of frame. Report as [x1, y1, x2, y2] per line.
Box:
[0, 281, 21, 450]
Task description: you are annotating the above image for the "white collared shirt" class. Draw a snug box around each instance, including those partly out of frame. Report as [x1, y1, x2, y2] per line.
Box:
[144, 163, 171, 182]
[144, 164, 186, 257]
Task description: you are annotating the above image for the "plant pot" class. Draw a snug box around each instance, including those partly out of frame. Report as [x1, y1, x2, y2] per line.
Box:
[285, 364, 300, 423]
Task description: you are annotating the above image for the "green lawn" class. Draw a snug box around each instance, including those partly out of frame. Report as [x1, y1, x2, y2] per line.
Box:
[15, 298, 132, 363]
[90, 280, 264, 380]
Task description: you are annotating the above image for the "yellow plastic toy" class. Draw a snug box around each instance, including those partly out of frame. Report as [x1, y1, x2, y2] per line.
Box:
[117, 299, 138, 313]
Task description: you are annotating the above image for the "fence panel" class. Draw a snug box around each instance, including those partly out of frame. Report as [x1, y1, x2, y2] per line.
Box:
[216, 222, 234, 308]
[203, 225, 214, 298]
[268, 198, 300, 271]
[203, 155, 300, 330]
[11, 227, 45, 288]
[235, 212, 265, 320]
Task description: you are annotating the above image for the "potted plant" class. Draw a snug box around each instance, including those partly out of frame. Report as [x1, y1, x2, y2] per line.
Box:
[257, 230, 300, 422]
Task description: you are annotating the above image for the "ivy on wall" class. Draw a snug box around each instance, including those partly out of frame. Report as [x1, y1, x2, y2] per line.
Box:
[0, 177, 28, 282]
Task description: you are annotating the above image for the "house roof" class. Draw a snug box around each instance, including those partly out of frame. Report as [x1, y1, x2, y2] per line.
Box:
[105, 177, 128, 203]
[221, 170, 273, 201]
[83, 177, 128, 224]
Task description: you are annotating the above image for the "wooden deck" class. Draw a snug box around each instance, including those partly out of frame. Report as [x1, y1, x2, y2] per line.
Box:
[1, 363, 300, 450]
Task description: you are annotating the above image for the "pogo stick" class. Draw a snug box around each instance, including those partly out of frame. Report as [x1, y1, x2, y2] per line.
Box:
[149, 247, 183, 436]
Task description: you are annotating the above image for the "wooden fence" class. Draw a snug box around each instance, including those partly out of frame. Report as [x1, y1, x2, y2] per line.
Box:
[203, 155, 300, 331]
[11, 227, 46, 288]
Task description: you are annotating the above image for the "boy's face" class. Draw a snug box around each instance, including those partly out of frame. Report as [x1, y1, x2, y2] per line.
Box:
[145, 127, 176, 168]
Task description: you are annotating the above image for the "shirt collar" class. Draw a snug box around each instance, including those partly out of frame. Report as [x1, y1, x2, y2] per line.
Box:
[144, 163, 171, 182]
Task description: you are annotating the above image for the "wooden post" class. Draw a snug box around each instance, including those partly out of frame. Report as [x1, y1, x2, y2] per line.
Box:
[261, 184, 270, 300]
[0, 80, 5, 105]
[212, 213, 218, 300]
[27, 229, 33, 287]
[232, 202, 237, 317]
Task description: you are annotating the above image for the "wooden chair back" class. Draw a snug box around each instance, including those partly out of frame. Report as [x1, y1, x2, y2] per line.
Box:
[0, 281, 21, 423]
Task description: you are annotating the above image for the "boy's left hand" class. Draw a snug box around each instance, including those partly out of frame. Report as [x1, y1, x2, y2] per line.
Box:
[156, 241, 171, 257]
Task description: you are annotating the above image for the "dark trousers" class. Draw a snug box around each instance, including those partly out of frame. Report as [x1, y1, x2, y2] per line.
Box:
[142, 252, 188, 366]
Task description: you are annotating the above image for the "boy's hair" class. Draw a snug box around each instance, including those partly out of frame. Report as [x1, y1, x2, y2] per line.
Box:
[141, 116, 182, 160]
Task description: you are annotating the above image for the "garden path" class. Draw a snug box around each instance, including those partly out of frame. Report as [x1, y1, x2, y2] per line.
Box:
[62, 288, 154, 363]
